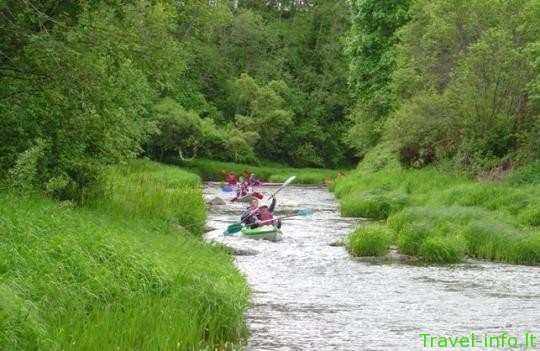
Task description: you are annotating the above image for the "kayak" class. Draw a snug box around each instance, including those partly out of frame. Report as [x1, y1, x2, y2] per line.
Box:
[241, 225, 282, 242]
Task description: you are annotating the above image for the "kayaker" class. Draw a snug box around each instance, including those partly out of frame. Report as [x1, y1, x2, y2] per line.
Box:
[236, 176, 250, 197]
[242, 169, 250, 180]
[248, 173, 261, 186]
[258, 199, 281, 228]
[241, 197, 279, 228]
[227, 172, 238, 186]
[241, 198, 260, 227]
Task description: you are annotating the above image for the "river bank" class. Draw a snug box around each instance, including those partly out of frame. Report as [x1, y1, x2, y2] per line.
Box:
[335, 148, 540, 265]
[0, 159, 248, 350]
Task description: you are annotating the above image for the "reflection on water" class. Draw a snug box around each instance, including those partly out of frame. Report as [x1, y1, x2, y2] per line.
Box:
[204, 184, 540, 351]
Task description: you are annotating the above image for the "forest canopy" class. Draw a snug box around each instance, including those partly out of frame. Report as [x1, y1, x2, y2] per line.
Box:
[2, 0, 540, 201]
[0, 0, 354, 201]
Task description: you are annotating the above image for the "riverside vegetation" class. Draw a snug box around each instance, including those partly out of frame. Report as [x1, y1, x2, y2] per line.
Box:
[2, 0, 540, 348]
[170, 158, 338, 185]
[339, 145, 540, 265]
[0, 160, 248, 350]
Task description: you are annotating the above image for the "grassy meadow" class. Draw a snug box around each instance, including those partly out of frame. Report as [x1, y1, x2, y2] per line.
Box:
[340, 146, 540, 265]
[0, 159, 248, 350]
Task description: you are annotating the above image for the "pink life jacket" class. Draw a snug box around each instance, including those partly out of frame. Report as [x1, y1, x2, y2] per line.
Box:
[258, 210, 273, 222]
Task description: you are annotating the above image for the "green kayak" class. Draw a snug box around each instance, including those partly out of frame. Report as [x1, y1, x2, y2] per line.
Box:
[241, 225, 282, 242]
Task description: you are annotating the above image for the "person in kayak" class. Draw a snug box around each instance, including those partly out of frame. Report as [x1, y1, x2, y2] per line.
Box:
[248, 173, 261, 186]
[236, 176, 250, 197]
[227, 171, 238, 186]
[241, 198, 259, 227]
[241, 197, 279, 228]
[258, 201, 281, 228]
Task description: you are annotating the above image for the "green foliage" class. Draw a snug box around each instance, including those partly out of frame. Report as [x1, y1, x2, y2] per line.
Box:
[178, 1, 355, 168]
[340, 191, 409, 219]
[373, 0, 540, 172]
[518, 206, 540, 227]
[384, 93, 456, 167]
[356, 141, 400, 173]
[98, 159, 206, 236]
[7, 139, 47, 193]
[345, 0, 411, 155]
[506, 161, 540, 185]
[231, 74, 293, 157]
[0, 1, 178, 201]
[1, 0, 356, 198]
[338, 155, 540, 264]
[0, 192, 248, 350]
[347, 224, 392, 257]
[0, 284, 47, 350]
[419, 235, 467, 263]
[150, 98, 204, 160]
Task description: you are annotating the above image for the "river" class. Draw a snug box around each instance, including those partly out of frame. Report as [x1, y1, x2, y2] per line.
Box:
[204, 184, 540, 351]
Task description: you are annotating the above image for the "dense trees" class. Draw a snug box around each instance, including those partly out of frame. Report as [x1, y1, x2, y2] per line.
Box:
[6, 0, 535, 201]
[347, 0, 540, 174]
[1, 0, 354, 201]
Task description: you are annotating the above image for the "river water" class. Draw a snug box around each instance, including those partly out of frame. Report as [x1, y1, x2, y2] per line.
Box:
[204, 184, 540, 351]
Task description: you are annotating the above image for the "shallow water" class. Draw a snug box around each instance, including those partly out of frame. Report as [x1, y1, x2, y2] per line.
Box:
[204, 184, 540, 351]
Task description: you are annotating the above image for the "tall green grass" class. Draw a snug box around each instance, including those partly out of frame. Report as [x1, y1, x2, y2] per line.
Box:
[336, 158, 540, 265]
[168, 158, 339, 184]
[347, 224, 392, 257]
[97, 159, 206, 235]
[340, 191, 409, 219]
[0, 160, 249, 349]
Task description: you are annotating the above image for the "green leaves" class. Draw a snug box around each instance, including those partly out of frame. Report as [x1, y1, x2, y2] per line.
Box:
[346, 0, 411, 156]
[350, 0, 540, 172]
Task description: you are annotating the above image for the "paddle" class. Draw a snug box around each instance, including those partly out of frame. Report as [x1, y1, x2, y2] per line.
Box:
[269, 175, 296, 200]
[223, 208, 314, 236]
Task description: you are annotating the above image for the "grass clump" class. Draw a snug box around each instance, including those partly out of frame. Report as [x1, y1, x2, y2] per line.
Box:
[462, 220, 540, 264]
[340, 191, 409, 219]
[347, 224, 392, 257]
[419, 235, 467, 263]
[0, 192, 248, 350]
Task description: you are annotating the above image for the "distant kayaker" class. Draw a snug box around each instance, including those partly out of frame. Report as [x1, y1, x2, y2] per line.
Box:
[227, 172, 238, 186]
[248, 173, 260, 186]
[236, 176, 250, 197]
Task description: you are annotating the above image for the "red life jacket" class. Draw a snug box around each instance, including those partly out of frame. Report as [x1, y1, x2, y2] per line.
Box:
[227, 174, 237, 185]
